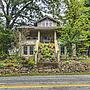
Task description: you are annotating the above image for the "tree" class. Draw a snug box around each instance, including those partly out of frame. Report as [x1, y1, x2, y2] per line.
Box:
[0, 24, 15, 55]
[0, 0, 43, 29]
[58, 0, 82, 57]
[83, 0, 90, 56]
[58, 0, 90, 57]
[40, 0, 65, 22]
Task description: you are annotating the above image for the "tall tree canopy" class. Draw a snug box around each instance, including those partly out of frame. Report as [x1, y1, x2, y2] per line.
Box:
[58, 0, 90, 56]
[0, 0, 43, 29]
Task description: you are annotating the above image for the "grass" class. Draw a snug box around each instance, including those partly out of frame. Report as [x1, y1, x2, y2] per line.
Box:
[79, 58, 90, 63]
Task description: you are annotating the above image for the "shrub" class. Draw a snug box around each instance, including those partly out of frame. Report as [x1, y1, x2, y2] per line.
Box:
[4, 59, 18, 63]
[27, 58, 35, 68]
[0, 63, 5, 68]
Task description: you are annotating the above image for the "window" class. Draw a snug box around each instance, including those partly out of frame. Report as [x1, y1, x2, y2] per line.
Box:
[61, 46, 64, 55]
[46, 22, 48, 26]
[23, 46, 27, 55]
[29, 46, 34, 55]
[50, 22, 52, 26]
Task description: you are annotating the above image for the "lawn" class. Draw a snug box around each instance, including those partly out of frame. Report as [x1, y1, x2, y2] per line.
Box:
[79, 58, 90, 63]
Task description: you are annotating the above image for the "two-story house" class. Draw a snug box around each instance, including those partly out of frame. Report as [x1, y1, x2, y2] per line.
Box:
[17, 16, 63, 64]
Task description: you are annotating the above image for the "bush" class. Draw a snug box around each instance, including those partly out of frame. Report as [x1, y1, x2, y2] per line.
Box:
[4, 59, 18, 63]
[0, 63, 5, 68]
[28, 58, 35, 68]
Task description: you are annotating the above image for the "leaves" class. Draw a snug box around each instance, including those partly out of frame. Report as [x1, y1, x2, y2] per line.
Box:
[58, 0, 90, 56]
[0, 0, 43, 28]
[0, 25, 15, 54]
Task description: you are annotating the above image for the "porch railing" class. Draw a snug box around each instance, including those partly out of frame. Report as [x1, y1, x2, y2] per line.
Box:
[20, 40, 37, 45]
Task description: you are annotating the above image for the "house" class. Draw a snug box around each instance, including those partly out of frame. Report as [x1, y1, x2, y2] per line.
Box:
[17, 16, 67, 64]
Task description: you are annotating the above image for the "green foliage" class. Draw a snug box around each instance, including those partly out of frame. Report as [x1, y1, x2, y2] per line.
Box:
[0, 26, 15, 55]
[28, 58, 35, 67]
[39, 43, 55, 62]
[0, 63, 5, 68]
[84, 0, 90, 7]
[58, 0, 90, 57]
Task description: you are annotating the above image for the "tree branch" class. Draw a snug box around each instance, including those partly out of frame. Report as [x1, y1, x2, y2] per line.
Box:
[0, 0, 6, 15]
[6, 0, 10, 15]
[9, 0, 33, 28]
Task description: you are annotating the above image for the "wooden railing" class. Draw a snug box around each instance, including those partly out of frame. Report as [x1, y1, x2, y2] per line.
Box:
[20, 40, 37, 45]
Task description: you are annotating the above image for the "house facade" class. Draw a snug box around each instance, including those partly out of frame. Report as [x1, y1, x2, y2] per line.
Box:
[17, 16, 64, 64]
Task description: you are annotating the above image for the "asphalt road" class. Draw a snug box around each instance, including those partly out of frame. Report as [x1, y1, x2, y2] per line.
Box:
[0, 75, 90, 85]
[0, 75, 90, 90]
[0, 87, 90, 90]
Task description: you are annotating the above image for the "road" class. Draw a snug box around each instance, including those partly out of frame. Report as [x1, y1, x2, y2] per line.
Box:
[0, 75, 90, 84]
[0, 75, 90, 90]
[0, 87, 90, 90]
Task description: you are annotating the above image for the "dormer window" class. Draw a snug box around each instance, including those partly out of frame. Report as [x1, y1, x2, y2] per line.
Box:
[46, 22, 48, 26]
[50, 22, 52, 26]
[36, 16, 59, 27]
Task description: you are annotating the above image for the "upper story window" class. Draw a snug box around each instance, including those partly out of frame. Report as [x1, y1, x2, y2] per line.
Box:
[37, 20, 57, 27]
[46, 22, 48, 26]
[36, 17, 59, 27]
[50, 22, 52, 26]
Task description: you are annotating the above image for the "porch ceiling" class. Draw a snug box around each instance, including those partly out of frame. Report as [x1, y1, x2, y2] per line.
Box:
[17, 26, 61, 31]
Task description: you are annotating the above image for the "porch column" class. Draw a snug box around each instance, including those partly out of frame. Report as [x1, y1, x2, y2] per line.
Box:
[54, 31, 57, 53]
[27, 46, 30, 56]
[35, 53, 37, 65]
[64, 46, 67, 59]
[19, 31, 22, 56]
[38, 31, 40, 42]
[35, 31, 40, 65]
[54, 31, 57, 42]
[65, 46, 67, 56]
[72, 44, 76, 59]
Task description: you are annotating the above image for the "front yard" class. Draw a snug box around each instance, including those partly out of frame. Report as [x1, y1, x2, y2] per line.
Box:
[0, 55, 90, 76]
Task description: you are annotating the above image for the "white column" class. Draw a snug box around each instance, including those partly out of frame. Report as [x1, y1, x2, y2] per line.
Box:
[65, 46, 67, 56]
[19, 31, 21, 42]
[72, 44, 76, 56]
[27, 46, 30, 56]
[35, 31, 40, 65]
[38, 31, 40, 42]
[35, 53, 37, 65]
[54, 31, 57, 53]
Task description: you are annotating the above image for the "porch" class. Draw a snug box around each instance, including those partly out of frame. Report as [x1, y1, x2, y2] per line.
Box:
[18, 28, 60, 64]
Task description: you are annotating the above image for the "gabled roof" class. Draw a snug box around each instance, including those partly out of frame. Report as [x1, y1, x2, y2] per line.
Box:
[35, 16, 60, 25]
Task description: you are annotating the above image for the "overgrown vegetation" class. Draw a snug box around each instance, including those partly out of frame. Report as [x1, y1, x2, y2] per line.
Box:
[58, 0, 90, 57]
[0, 0, 89, 75]
[0, 24, 15, 56]
[38, 43, 56, 63]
